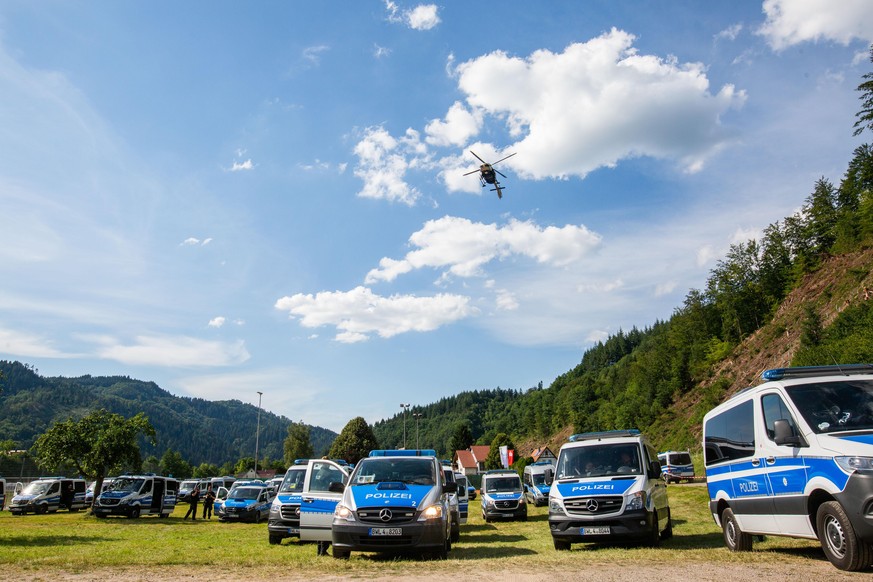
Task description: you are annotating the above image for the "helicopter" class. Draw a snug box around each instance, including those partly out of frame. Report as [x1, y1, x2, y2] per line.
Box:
[463, 151, 516, 199]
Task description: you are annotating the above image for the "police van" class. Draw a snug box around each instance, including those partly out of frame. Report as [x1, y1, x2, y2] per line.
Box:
[481, 469, 527, 522]
[9, 477, 88, 515]
[454, 471, 470, 525]
[703, 365, 873, 571]
[93, 474, 178, 518]
[523, 460, 554, 506]
[548, 430, 671, 549]
[657, 451, 695, 484]
[307, 449, 454, 559]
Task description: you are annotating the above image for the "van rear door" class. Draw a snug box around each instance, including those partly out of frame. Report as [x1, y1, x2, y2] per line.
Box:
[300, 460, 348, 542]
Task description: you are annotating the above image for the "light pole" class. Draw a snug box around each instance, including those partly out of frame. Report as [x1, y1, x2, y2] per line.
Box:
[254, 391, 263, 477]
[399, 403, 411, 448]
[412, 413, 423, 449]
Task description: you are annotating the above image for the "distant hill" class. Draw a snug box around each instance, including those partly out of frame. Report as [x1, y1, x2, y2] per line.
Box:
[0, 361, 337, 466]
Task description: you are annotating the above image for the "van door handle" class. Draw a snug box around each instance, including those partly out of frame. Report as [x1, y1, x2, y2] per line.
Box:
[751, 458, 760, 467]
[303, 497, 314, 503]
[765, 457, 776, 465]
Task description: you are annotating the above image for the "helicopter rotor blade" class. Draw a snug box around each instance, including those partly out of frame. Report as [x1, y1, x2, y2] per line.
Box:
[469, 150, 487, 164]
[463, 169, 480, 176]
[495, 169, 507, 179]
[491, 152, 517, 166]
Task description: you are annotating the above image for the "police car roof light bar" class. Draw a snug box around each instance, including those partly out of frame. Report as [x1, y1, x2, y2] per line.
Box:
[762, 364, 873, 381]
[369, 449, 437, 457]
[568, 429, 640, 442]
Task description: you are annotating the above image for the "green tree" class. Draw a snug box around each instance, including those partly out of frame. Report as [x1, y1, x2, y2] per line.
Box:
[284, 421, 314, 466]
[447, 421, 473, 453]
[160, 448, 192, 479]
[328, 417, 379, 465]
[33, 409, 155, 507]
[193, 462, 219, 478]
[853, 44, 873, 136]
[235, 456, 255, 474]
[142, 454, 160, 474]
[484, 433, 515, 470]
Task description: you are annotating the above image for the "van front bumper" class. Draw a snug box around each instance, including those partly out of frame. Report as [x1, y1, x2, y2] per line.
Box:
[835, 471, 873, 542]
[332, 519, 447, 553]
[549, 508, 654, 543]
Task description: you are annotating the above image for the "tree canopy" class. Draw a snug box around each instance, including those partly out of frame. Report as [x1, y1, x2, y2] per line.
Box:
[328, 417, 379, 465]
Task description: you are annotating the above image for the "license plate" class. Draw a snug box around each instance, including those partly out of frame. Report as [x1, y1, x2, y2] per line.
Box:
[369, 527, 402, 536]
[225, 514, 237, 518]
[581, 526, 610, 535]
[288, 527, 299, 534]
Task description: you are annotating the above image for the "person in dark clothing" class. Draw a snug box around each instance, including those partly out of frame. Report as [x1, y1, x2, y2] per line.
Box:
[184, 486, 200, 519]
[202, 484, 216, 519]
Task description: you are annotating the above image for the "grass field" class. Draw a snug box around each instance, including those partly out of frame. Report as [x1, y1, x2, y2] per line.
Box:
[0, 485, 859, 580]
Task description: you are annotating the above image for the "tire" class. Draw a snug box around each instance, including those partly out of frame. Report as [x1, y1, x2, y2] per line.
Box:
[95, 513, 107, 519]
[648, 510, 661, 547]
[554, 539, 571, 551]
[269, 533, 283, 545]
[332, 546, 350, 559]
[661, 507, 673, 540]
[37, 504, 48, 515]
[816, 501, 873, 571]
[128, 507, 140, 519]
[721, 507, 753, 552]
[255, 512, 262, 524]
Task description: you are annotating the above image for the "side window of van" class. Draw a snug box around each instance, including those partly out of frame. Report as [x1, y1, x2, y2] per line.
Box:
[705, 400, 755, 465]
[761, 393, 799, 440]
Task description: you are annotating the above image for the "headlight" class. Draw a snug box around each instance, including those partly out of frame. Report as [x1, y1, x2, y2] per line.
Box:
[418, 504, 443, 521]
[518, 497, 526, 505]
[626, 491, 646, 511]
[835, 456, 873, 473]
[334, 504, 356, 522]
[548, 498, 564, 513]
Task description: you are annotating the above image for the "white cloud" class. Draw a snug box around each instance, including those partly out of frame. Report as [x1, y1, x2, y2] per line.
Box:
[385, 2, 440, 30]
[453, 28, 746, 180]
[274, 286, 475, 342]
[577, 279, 624, 293]
[230, 159, 254, 172]
[353, 126, 425, 205]
[0, 327, 73, 358]
[495, 289, 519, 311]
[425, 101, 483, 147]
[90, 334, 250, 367]
[208, 316, 226, 328]
[365, 216, 602, 284]
[181, 237, 212, 247]
[302, 44, 330, 66]
[374, 44, 391, 59]
[715, 23, 743, 42]
[758, 0, 873, 50]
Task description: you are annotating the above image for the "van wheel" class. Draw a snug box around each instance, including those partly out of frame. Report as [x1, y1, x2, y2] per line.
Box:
[648, 510, 661, 547]
[722, 508, 752, 551]
[661, 507, 673, 540]
[554, 539, 571, 551]
[128, 507, 140, 519]
[269, 533, 283, 545]
[95, 513, 107, 519]
[332, 547, 350, 559]
[817, 501, 873, 571]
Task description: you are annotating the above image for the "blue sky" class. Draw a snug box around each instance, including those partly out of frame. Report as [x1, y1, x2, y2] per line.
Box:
[1, 1, 872, 433]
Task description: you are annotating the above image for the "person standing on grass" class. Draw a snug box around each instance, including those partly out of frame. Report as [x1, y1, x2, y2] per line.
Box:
[202, 484, 216, 519]
[184, 486, 200, 520]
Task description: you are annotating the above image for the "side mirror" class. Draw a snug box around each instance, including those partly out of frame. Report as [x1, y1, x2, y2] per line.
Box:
[774, 419, 802, 447]
[328, 481, 346, 494]
[443, 482, 458, 494]
[544, 468, 554, 485]
[650, 461, 662, 478]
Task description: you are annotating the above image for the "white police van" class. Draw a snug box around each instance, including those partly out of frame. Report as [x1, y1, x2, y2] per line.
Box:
[314, 449, 455, 559]
[657, 451, 695, 484]
[454, 471, 470, 525]
[93, 474, 178, 518]
[481, 469, 527, 522]
[548, 430, 671, 549]
[442, 461, 461, 542]
[9, 477, 88, 515]
[523, 460, 554, 506]
[703, 364, 873, 571]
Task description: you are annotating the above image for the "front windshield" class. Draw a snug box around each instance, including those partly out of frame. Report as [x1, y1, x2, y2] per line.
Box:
[111, 478, 145, 493]
[556, 443, 643, 479]
[485, 476, 521, 493]
[531, 473, 547, 486]
[352, 458, 435, 485]
[21, 482, 50, 496]
[280, 469, 306, 492]
[787, 379, 873, 434]
[180, 480, 198, 490]
[228, 487, 262, 500]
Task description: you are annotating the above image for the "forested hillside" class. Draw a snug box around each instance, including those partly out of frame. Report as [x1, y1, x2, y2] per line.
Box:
[0, 361, 337, 466]
[374, 140, 873, 458]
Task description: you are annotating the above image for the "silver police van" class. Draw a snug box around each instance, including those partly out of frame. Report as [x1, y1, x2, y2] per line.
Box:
[704, 364, 873, 571]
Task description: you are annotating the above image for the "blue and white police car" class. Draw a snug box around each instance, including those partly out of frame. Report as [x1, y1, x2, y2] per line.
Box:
[10, 477, 88, 515]
[215, 482, 271, 523]
[310, 449, 454, 559]
[704, 364, 873, 571]
[657, 451, 695, 484]
[548, 430, 671, 549]
[523, 461, 554, 506]
[93, 475, 178, 519]
[481, 469, 527, 522]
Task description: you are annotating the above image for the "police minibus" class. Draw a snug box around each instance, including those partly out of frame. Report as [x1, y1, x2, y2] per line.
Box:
[657, 450, 695, 484]
[481, 469, 527, 522]
[93, 474, 178, 519]
[312, 449, 454, 560]
[9, 477, 88, 515]
[548, 430, 671, 549]
[523, 460, 554, 506]
[703, 365, 873, 571]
